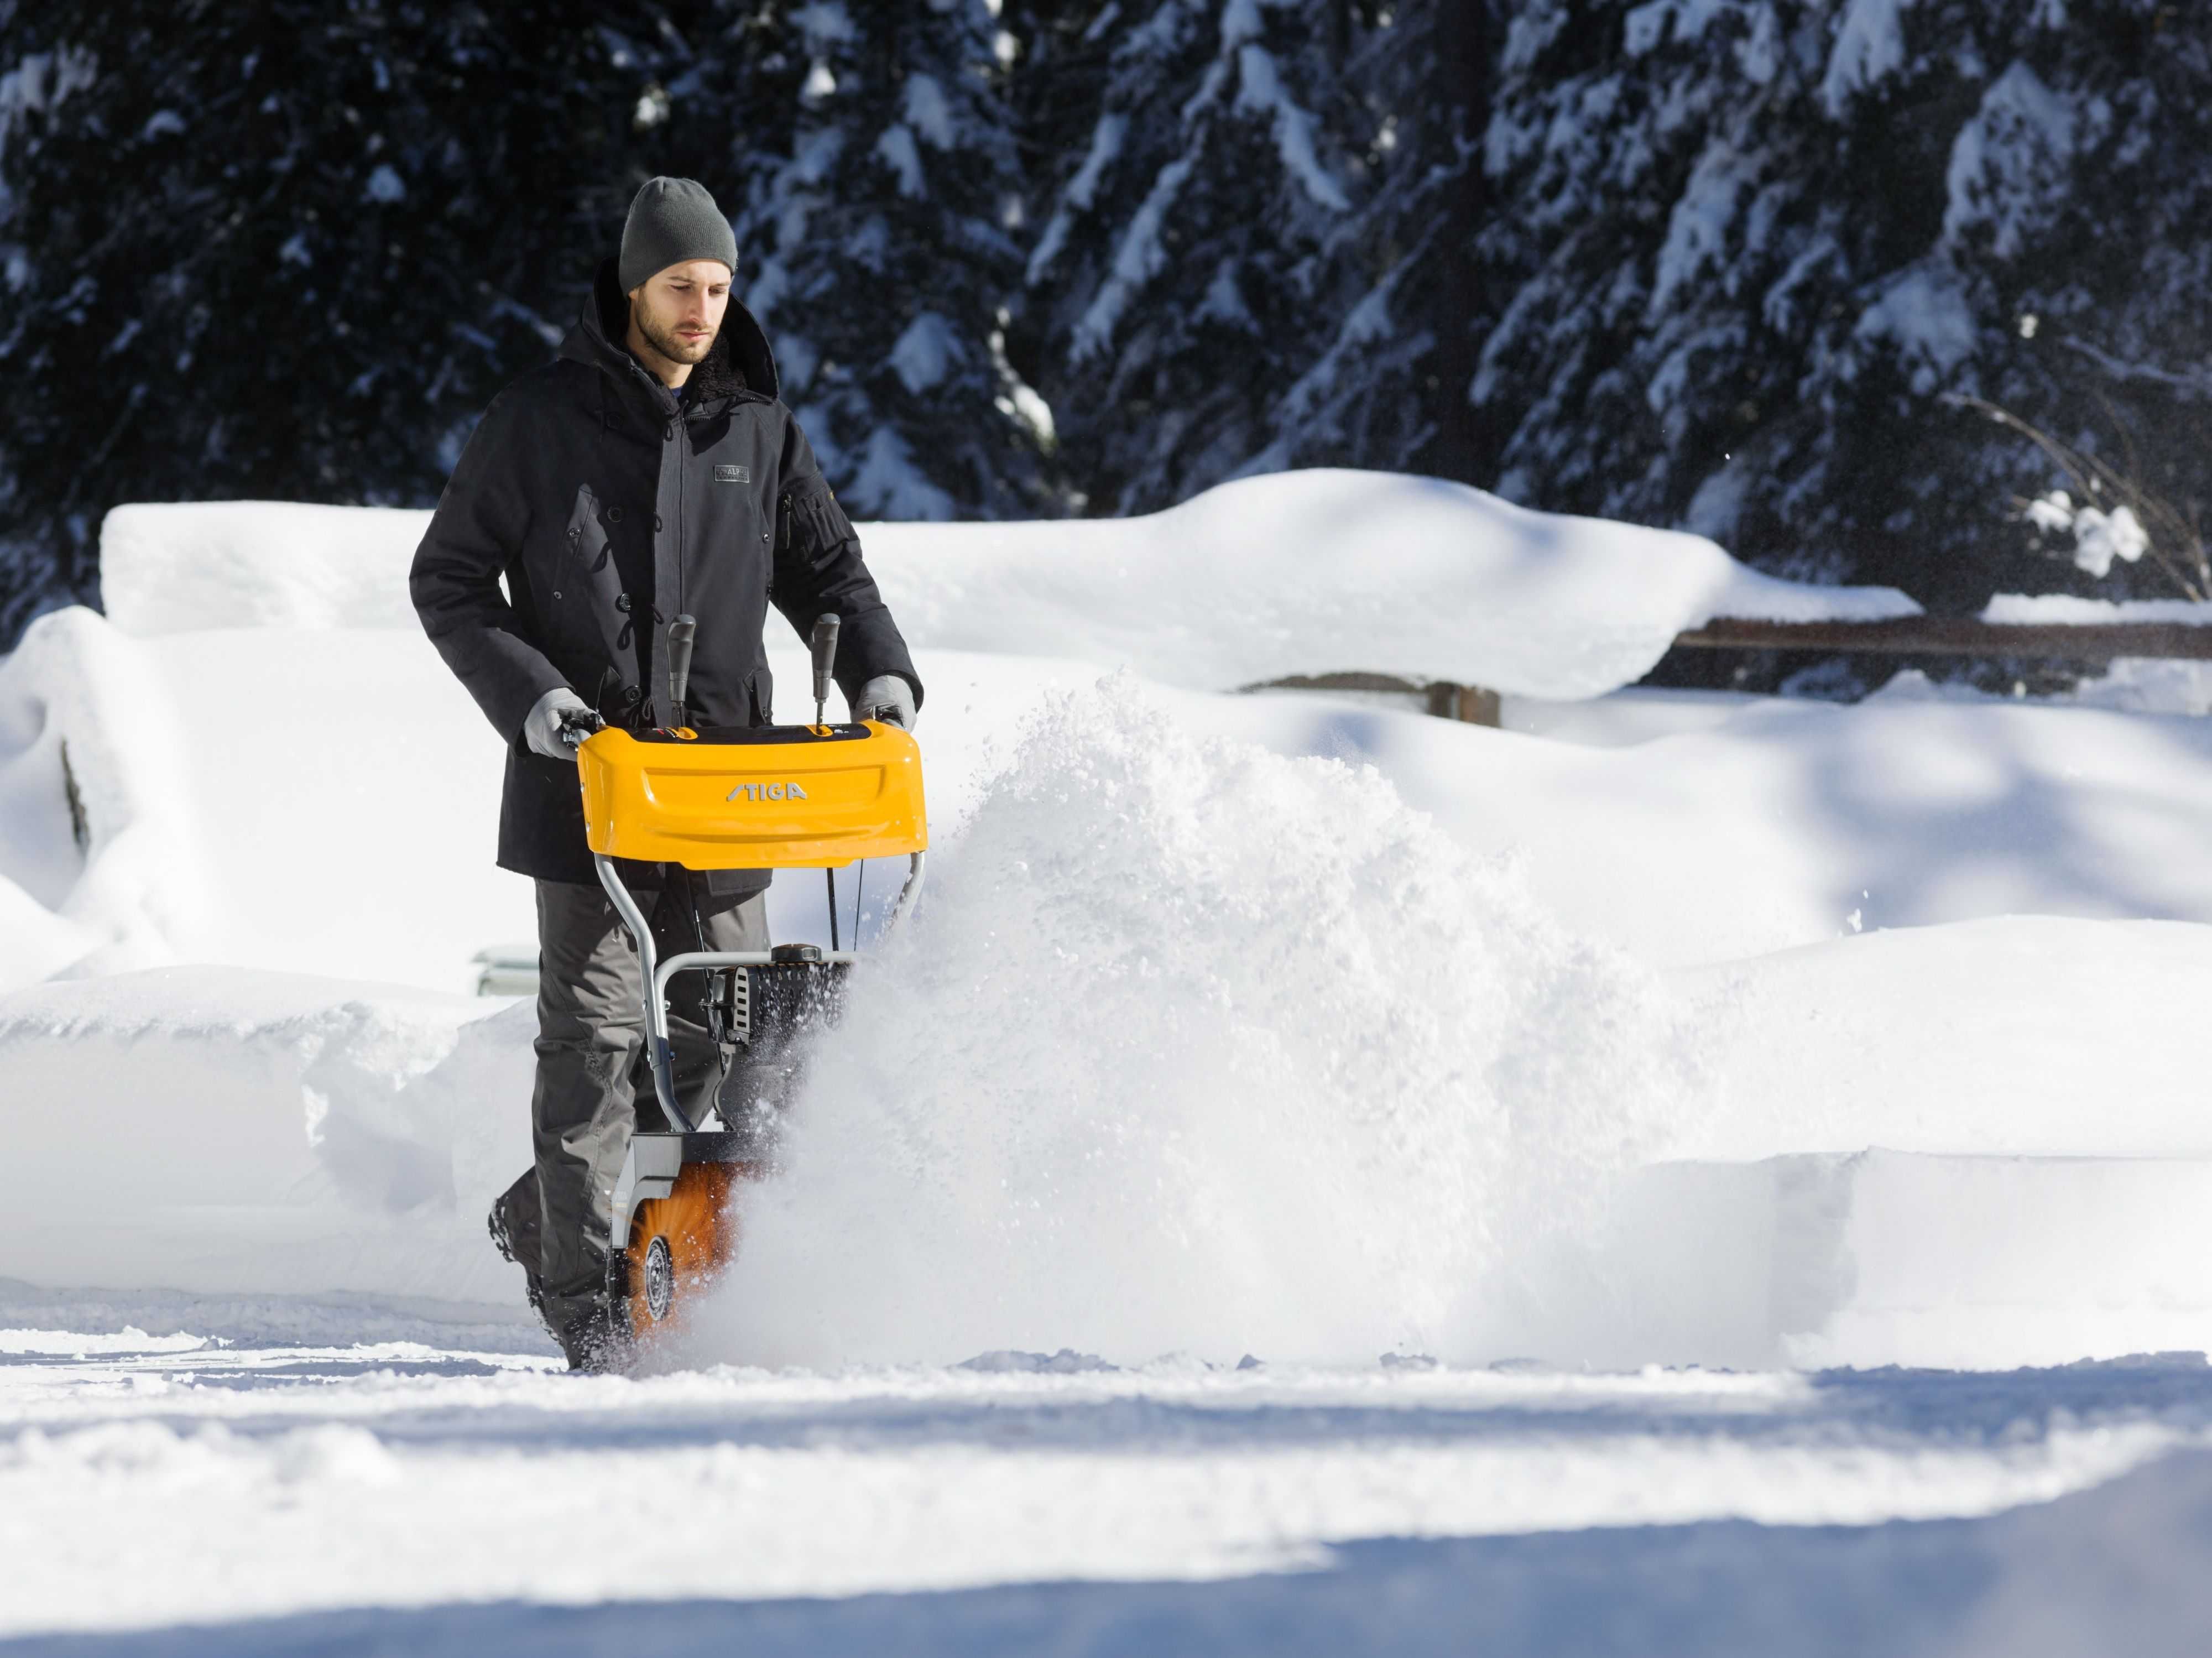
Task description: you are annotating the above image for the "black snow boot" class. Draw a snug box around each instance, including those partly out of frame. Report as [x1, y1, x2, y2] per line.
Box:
[486, 1167, 546, 1318]
[557, 1302, 635, 1375]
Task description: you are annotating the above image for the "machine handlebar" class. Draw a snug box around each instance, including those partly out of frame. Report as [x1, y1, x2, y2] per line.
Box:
[559, 603, 881, 755]
[665, 613, 697, 728]
[556, 706, 607, 751]
[809, 613, 840, 726]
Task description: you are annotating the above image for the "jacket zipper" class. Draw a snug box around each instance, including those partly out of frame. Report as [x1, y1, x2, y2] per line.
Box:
[769, 491, 792, 603]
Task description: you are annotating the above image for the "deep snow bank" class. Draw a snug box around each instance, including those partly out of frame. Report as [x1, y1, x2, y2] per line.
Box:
[1681, 915, 2212, 1161]
[8, 695, 2212, 1367]
[0, 608, 534, 995]
[102, 501, 437, 635]
[1615, 1149, 2212, 1370]
[12, 478, 2212, 1368]
[0, 607, 210, 986]
[860, 472, 1917, 700]
[0, 612, 1093, 996]
[1227, 679, 2212, 966]
[23, 608, 2212, 997]
[0, 968, 529, 1303]
[96, 471, 1917, 698]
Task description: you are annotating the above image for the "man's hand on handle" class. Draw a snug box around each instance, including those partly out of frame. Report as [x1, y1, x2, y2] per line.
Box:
[524, 687, 597, 760]
[526, 679, 909, 754]
[853, 674, 916, 732]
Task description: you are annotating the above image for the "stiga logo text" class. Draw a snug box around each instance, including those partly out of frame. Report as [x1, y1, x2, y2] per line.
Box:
[727, 781, 806, 801]
[714, 465, 750, 483]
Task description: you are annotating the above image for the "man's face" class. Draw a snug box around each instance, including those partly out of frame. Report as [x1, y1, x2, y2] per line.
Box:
[628, 259, 732, 366]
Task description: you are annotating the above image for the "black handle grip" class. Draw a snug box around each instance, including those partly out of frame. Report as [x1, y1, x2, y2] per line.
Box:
[666, 613, 697, 725]
[810, 613, 841, 722]
[556, 706, 606, 749]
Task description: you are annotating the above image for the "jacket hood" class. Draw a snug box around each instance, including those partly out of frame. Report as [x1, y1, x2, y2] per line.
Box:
[560, 257, 779, 404]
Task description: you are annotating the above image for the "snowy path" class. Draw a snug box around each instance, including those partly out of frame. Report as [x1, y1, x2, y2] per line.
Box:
[3, 1293, 2211, 1653]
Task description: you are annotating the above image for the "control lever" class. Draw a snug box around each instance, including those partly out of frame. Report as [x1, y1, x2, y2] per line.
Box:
[808, 612, 844, 947]
[808, 613, 840, 728]
[666, 613, 697, 729]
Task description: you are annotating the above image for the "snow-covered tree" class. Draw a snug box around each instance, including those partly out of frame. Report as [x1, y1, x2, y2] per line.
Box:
[0, 0, 713, 648]
[1235, 3, 1498, 488]
[1020, 0, 1366, 515]
[731, 0, 1043, 520]
[1474, 0, 2212, 611]
[11, 0, 2210, 648]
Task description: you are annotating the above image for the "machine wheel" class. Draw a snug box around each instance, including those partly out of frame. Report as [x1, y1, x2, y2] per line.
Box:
[623, 1160, 745, 1342]
[643, 1235, 674, 1321]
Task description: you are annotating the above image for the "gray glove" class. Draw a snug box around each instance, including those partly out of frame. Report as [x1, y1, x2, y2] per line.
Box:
[523, 686, 594, 760]
[852, 674, 917, 731]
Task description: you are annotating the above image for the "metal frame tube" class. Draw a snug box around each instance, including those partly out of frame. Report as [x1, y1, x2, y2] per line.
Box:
[593, 855, 694, 1132]
[891, 850, 926, 922]
[593, 850, 927, 1136]
[654, 950, 848, 1016]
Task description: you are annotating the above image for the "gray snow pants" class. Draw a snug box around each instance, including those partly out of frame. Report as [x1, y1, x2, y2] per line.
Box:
[522, 874, 768, 1337]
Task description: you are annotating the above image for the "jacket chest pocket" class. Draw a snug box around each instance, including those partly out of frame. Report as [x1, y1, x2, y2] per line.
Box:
[544, 484, 626, 656]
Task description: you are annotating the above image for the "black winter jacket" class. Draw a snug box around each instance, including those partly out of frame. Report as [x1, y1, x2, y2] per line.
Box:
[411, 262, 921, 890]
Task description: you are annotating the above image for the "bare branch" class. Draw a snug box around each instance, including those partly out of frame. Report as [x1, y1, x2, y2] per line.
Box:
[1944, 391, 2206, 602]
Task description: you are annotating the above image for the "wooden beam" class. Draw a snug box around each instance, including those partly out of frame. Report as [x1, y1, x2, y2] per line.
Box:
[1255, 671, 1428, 695]
[1246, 672, 1502, 726]
[1673, 616, 2212, 662]
[1426, 681, 1503, 726]
[1249, 613, 2212, 718]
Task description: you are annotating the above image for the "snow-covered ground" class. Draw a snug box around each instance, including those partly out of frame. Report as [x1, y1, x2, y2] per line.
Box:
[4, 473, 2210, 1649]
[4, 1292, 2210, 1654]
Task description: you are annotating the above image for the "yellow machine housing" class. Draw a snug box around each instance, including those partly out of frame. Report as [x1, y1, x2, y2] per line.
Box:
[577, 721, 927, 870]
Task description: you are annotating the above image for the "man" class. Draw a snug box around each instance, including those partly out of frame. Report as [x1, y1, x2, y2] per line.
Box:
[411, 177, 921, 1370]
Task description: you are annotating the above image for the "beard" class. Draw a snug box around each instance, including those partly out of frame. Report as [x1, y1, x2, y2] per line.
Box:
[634, 305, 717, 366]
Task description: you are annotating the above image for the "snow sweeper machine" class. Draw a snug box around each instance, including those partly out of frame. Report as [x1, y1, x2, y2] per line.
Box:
[535, 611, 926, 1357]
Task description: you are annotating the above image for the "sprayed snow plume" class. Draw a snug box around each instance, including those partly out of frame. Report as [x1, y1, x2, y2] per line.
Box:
[692, 681, 1709, 1368]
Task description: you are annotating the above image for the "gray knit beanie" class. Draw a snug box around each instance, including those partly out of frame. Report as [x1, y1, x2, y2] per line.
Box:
[618, 177, 737, 294]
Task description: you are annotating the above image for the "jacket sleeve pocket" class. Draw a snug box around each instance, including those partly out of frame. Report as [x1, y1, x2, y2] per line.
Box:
[785, 476, 857, 560]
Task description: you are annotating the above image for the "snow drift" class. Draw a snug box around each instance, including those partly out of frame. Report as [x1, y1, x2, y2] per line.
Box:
[0, 968, 529, 1304]
[9, 680, 2212, 1368]
[1222, 675, 2212, 966]
[96, 470, 1917, 698]
[0, 609, 530, 995]
[8, 471, 2212, 1373]
[854, 471, 1918, 700]
[102, 500, 439, 637]
[0, 606, 211, 984]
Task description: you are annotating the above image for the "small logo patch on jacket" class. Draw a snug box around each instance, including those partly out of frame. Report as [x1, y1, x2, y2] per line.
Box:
[715, 465, 750, 484]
